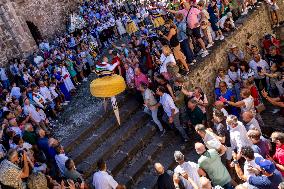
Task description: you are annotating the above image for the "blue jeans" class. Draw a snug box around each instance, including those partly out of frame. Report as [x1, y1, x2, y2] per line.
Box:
[180, 39, 194, 63]
[144, 107, 163, 131]
[223, 182, 233, 189]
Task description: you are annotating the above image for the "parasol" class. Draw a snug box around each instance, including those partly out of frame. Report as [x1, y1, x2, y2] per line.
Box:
[90, 74, 126, 125]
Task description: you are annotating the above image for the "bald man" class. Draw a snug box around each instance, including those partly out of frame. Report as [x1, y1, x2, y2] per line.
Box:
[154, 163, 175, 189]
[195, 143, 232, 189]
[242, 111, 261, 132]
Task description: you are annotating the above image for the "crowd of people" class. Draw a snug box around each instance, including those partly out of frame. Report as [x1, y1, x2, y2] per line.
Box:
[0, 0, 283, 188]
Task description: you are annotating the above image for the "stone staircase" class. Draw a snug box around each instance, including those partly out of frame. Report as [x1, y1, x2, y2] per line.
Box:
[60, 95, 200, 189]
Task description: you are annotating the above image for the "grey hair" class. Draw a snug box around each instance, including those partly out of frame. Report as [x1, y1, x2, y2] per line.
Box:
[7, 149, 18, 161]
[174, 151, 184, 162]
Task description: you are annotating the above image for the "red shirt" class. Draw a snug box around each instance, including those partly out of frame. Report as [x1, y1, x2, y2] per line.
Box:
[250, 86, 259, 106]
[273, 144, 284, 176]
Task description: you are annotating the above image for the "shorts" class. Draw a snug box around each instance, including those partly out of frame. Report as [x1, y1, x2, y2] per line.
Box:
[192, 27, 202, 39]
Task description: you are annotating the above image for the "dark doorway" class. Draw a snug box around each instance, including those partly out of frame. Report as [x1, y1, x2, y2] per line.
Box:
[26, 21, 42, 45]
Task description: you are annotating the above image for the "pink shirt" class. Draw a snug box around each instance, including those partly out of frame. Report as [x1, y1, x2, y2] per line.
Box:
[134, 73, 149, 90]
[178, 7, 201, 29]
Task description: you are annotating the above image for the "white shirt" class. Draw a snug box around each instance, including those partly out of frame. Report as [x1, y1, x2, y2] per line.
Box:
[11, 87, 21, 99]
[238, 68, 254, 81]
[174, 161, 201, 189]
[34, 56, 44, 66]
[0, 68, 8, 81]
[203, 130, 222, 150]
[230, 121, 252, 152]
[241, 96, 255, 114]
[159, 93, 179, 117]
[49, 85, 58, 99]
[249, 59, 269, 79]
[40, 86, 53, 101]
[244, 153, 262, 177]
[92, 171, 118, 189]
[228, 69, 239, 82]
[55, 153, 69, 174]
[24, 104, 42, 123]
[159, 54, 176, 73]
[215, 75, 233, 88]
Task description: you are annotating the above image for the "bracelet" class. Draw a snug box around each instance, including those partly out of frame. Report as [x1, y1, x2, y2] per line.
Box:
[233, 160, 239, 164]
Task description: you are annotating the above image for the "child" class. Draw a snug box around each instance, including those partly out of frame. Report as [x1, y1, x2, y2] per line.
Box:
[270, 0, 280, 27]
[197, 1, 214, 48]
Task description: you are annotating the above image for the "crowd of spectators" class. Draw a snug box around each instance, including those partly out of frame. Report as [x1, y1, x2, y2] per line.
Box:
[0, 0, 283, 188]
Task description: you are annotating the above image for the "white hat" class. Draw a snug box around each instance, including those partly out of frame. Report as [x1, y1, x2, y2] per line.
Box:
[229, 44, 237, 49]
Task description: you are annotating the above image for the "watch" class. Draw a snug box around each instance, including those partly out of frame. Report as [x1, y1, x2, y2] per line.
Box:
[233, 159, 239, 164]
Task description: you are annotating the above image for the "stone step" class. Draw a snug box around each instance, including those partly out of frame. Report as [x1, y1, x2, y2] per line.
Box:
[66, 98, 140, 163]
[76, 111, 151, 179]
[61, 94, 131, 152]
[134, 134, 199, 189]
[106, 122, 161, 177]
[114, 132, 183, 188]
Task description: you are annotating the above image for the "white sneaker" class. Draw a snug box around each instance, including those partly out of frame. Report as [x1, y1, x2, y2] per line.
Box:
[215, 36, 220, 41]
[219, 35, 225, 40]
[206, 43, 214, 48]
[198, 49, 204, 55]
[241, 9, 248, 15]
[192, 59, 197, 63]
[201, 50, 209, 58]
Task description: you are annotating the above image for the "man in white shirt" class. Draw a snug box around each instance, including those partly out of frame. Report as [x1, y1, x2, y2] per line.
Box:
[39, 81, 53, 102]
[249, 54, 269, 90]
[10, 82, 21, 99]
[92, 159, 126, 189]
[195, 124, 227, 155]
[152, 86, 189, 142]
[226, 115, 252, 160]
[55, 145, 69, 175]
[23, 98, 42, 124]
[139, 83, 164, 134]
[174, 151, 205, 189]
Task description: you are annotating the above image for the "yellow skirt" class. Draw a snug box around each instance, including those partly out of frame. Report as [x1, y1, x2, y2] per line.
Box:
[153, 16, 165, 28]
[126, 21, 138, 34]
[90, 74, 126, 97]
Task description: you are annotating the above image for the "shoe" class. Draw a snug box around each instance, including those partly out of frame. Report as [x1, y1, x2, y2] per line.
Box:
[63, 102, 68, 106]
[206, 43, 214, 48]
[241, 10, 248, 15]
[198, 49, 205, 55]
[272, 109, 280, 114]
[201, 50, 209, 58]
[219, 35, 225, 40]
[215, 36, 220, 41]
[192, 59, 197, 63]
[189, 62, 195, 65]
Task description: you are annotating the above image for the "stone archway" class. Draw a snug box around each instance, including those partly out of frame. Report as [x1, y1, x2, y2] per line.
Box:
[26, 21, 42, 45]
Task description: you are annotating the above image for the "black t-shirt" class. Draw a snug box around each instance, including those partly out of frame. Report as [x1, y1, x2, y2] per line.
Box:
[266, 54, 284, 66]
[157, 172, 175, 189]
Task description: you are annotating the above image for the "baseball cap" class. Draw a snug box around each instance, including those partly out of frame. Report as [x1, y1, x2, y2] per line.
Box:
[255, 157, 276, 174]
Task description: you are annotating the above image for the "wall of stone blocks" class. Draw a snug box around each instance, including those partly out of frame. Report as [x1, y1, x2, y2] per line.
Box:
[15, 0, 78, 39]
[187, 1, 284, 107]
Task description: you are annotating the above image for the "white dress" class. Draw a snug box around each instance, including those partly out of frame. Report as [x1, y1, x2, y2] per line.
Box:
[116, 18, 126, 35]
[61, 66, 75, 92]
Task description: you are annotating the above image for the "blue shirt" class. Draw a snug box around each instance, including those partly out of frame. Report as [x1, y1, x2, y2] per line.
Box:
[215, 88, 234, 101]
[176, 21, 188, 42]
[248, 170, 282, 189]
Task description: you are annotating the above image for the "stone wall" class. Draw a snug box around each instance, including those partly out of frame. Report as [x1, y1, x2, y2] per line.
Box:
[0, 0, 78, 66]
[187, 1, 284, 107]
[15, 0, 78, 39]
